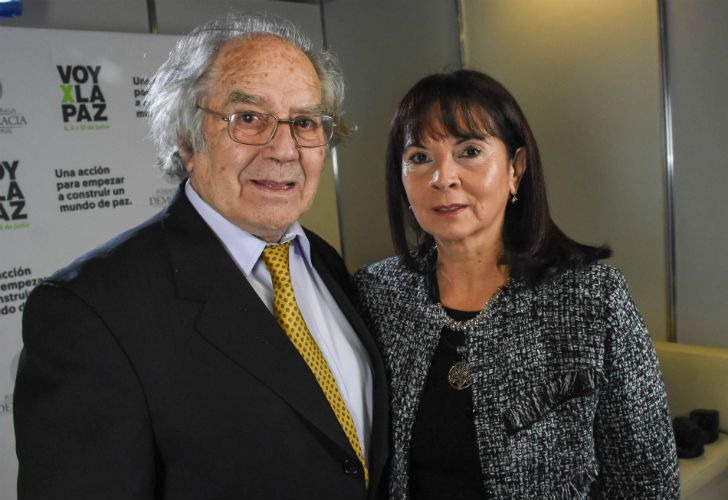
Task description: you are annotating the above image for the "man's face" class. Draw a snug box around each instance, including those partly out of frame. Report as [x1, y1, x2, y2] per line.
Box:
[185, 36, 326, 242]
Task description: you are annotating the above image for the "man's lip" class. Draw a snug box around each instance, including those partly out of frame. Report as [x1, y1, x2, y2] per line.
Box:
[251, 180, 297, 191]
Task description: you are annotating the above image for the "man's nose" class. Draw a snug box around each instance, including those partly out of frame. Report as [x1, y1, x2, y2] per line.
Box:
[263, 121, 299, 162]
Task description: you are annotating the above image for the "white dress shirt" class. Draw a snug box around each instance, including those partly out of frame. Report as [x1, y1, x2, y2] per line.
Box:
[185, 182, 373, 459]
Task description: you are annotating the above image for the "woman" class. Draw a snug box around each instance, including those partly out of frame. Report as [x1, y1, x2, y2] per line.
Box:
[355, 70, 679, 499]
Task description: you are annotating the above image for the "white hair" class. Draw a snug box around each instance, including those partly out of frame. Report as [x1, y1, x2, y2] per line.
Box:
[145, 12, 346, 181]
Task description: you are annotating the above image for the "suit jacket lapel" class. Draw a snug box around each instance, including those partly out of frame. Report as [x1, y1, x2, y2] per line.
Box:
[161, 187, 351, 455]
[307, 234, 390, 496]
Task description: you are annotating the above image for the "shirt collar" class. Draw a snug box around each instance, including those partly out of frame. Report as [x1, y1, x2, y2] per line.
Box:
[184, 180, 313, 276]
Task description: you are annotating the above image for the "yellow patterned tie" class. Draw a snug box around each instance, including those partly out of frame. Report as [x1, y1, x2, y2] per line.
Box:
[262, 241, 368, 487]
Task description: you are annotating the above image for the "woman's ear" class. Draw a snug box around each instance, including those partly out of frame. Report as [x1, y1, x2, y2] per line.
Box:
[509, 147, 527, 194]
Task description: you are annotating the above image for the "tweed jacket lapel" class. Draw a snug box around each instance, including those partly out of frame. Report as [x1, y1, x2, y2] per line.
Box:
[376, 270, 448, 495]
[161, 187, 351, 455]
[393, 274, 445, 420]
[356, 259, 539, 499]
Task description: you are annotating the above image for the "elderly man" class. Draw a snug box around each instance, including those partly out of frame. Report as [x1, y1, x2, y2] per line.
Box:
[14, 13, 387, 500]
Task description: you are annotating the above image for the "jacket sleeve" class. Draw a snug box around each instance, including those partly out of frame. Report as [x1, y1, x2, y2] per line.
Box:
[14, 283, 156, 500]
[593, 269, 680, 498]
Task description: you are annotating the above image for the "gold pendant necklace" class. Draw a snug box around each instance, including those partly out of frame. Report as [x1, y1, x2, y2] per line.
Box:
[438, 279, 509, 391]
[441, 339, 472, 390]
[448, 358, 471, 390]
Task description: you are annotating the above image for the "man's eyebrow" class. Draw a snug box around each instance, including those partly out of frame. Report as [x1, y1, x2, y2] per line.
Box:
[291, 104, 327, 115]
[228, 91, 265, 106]
[227, 93, 326, 116]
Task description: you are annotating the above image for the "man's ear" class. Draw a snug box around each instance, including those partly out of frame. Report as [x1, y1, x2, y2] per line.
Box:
[178, 142, 194, 172]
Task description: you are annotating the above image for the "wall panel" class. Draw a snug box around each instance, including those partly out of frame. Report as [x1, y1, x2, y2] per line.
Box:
[669, 0, 728, 347]
[461, 0, 667, 339]
[324, 0, 461, 270]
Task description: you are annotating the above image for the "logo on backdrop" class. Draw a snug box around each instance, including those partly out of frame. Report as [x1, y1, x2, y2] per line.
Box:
[0, 80, 29, 134]
[0, 160, 28, 226]
[57, 65, 110, 131]
[149, 187, 176, 207]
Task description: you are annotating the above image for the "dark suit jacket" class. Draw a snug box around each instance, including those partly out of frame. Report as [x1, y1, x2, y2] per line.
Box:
[14, 187, 389, 500]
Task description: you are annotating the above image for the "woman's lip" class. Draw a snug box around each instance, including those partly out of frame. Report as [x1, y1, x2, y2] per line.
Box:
[433, 204, 467, 215]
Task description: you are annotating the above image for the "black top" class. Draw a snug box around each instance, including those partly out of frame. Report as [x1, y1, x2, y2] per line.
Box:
[409, 307, 488, 500]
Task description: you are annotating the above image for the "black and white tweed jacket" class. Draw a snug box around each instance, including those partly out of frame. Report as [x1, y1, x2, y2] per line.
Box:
[355, 257, 679, 499]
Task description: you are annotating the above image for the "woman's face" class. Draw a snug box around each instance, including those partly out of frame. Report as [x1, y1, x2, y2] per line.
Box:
[401, 119, 523, 249]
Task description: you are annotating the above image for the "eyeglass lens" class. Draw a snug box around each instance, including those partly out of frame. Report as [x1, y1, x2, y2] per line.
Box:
[229, 111, 333, 147]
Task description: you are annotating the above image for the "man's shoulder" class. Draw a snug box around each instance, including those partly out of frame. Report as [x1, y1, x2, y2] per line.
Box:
[47, 209, 169, 292]
[301, 228, 359, 300]
[302, 227, 349, 276]
[303, 228, 342, 260]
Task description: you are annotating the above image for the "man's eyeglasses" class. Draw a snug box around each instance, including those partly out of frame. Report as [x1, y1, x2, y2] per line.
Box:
[196, 106, 335, 148]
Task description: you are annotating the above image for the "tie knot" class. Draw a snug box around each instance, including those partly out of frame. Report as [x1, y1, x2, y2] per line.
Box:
[262, 240, 292, 278]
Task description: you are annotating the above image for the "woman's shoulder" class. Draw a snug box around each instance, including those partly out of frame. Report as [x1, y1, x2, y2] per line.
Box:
[529, 261, 634, 315]
[355, 254, 421, 284]
[542, 261, 628, 293]
[356, 254, 404, 275]
[354, 253, 428, 301]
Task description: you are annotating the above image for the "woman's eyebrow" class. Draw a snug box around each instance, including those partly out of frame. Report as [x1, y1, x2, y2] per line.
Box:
[403, 140, 425, 150]
[455, 134, 487, 144]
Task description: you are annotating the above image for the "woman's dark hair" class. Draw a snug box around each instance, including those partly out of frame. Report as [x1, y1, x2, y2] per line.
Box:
[386, 69, 610, 285]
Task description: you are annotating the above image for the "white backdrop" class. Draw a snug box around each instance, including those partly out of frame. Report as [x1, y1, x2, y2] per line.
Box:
[0, 26, 179, 497]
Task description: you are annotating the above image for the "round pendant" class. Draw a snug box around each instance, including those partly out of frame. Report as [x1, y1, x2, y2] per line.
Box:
[448, 360, 471, 390]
